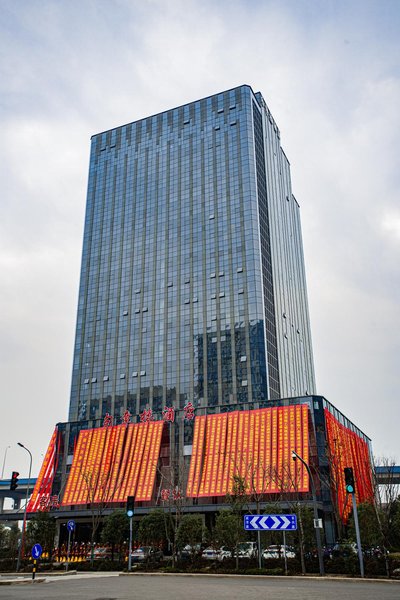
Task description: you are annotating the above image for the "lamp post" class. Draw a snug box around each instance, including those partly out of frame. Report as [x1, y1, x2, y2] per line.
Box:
[1, 445, 10, 479]
[291, 450, 325, 576]
[16, 442, 32, 572]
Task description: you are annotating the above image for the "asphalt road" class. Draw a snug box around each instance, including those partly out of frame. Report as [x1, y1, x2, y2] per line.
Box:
[0, 573, 399, 600]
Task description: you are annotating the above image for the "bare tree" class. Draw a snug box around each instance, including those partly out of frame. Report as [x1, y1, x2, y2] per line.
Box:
[372, 456, 400, 576]
[157, 455, 189, 565]
[80, 466, 122, 564]
[270, 460, 318, 575]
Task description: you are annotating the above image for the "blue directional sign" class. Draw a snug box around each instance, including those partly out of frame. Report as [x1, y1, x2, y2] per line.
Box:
[32, 543, 43, 559]
[244, 514, 297, 531]
[67, 520, 75, 532]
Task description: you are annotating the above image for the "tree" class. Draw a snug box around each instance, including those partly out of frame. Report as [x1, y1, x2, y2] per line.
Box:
[138, 509, 171, 547]
[0, 523, 7, 552]
[157, 455, 189, 564]
[100, 510, 130, 561]
[26, 511, 56, 558]
[176, 514, 204, 557]
[7, 524, 21, 561]
[371, 457, 400, 575]
[214, 509, 245, 568]
[271, 460, 319, 574]
[80, 466, 122, 564]
[347, 502, 381, 547]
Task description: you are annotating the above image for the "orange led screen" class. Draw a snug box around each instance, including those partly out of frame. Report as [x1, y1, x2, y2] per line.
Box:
[27, 427, 58, 512]
[324, 409, 374, 522]
[62, 421, 164, 506]
[186, 405, 310, 498]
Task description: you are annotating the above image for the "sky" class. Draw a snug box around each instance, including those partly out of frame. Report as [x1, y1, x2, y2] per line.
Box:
[1, 0, 399, 480]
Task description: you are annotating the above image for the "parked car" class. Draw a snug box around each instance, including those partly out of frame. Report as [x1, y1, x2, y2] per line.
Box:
[131, 546, 164, 563]
[263, 545, 295, 559]
[202, 547, 221, 561]
[180, 544, 203, 559]
[219, 546, 234, 561]
[237, 541, 257, 558]
[330, 543, 357, 558]
[201, 546, 232, 561]
[86, 547, 112, 560]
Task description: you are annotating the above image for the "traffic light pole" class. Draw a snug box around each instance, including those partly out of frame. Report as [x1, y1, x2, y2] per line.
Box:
[351, 492, 364, 578]
[128, 516, 133, 572]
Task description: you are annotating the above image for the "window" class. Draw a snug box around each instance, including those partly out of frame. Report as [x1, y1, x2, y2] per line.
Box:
[103, 376, 109, 381]
[132, 372, 138, 377]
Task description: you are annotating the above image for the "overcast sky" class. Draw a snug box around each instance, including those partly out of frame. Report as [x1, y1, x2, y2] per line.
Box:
[1, 0, 399, 479]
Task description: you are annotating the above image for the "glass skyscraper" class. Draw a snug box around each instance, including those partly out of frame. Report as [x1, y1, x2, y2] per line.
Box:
[68, 85, 316, 424]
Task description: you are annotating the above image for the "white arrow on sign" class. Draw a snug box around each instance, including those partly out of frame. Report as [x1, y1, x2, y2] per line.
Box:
[259, 516, 269, 529]
[280, 516, 291, 529]
[249, 516, 259, 529]
[270, 516, 281, 529]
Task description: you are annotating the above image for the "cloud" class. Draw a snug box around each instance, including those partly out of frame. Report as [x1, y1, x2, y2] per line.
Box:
[0, 0, 399, 474]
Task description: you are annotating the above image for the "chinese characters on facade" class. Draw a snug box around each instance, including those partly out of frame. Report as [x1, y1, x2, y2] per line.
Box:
[103, 403, 195, 427]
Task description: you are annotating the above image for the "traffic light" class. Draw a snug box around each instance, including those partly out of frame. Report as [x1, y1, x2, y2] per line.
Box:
[126, 495, 134, 518]
[10, 471, 19, 491]
[344, 467, 355, 494]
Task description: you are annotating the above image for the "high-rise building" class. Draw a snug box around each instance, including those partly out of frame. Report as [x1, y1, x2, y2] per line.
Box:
[18, 87, 374, 550]
[69, 85, 316, 424]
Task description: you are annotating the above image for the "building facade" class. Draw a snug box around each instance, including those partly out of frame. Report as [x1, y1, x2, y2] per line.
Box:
[10, 88, 374, 550]
[69, 85, 315, 425]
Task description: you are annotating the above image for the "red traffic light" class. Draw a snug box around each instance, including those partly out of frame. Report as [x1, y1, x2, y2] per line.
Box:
[10, 471, 19, 491]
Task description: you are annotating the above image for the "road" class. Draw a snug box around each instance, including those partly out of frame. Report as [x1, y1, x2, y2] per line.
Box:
[0, 573, 399, 600]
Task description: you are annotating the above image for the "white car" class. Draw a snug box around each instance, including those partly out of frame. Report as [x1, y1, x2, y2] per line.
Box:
[202, 546, 232, 561]
[263, 544, 295, 559]
[237, 541, 258, 558]
[202, 547, 221, 560]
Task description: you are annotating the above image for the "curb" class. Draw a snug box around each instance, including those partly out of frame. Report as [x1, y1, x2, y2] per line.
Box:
[0, 578, 46, 585]
[119, 572, 400, 584]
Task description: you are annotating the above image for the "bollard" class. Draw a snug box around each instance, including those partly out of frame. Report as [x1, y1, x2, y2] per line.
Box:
[32, 559, 37, 581]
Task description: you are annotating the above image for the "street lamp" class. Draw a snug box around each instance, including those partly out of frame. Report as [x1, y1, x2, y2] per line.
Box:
[1, 445, 10, 479]
[16, 442, 32, 572]
[291, 450, 325, 576]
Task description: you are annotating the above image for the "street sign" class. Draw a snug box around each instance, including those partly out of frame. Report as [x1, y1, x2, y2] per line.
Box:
[67, 520, 75, 532]
[314, 518, 323, 529]
[244, 514, 297, 531]
[31, 543, 43, 559]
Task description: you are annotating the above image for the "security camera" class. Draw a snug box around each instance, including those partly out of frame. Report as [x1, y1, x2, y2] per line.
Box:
[291, 451, 297, 461]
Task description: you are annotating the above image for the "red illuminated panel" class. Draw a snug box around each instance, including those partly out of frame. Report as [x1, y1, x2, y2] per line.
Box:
[186, 405, 310, 498]
[324, 409, 373, 522]
[61, 421, 164, 506]
[136, 421, 164, 501]
[224, 411, 239, 494]
[27, 428, 58, 512]
[186, 416, 206, 497]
